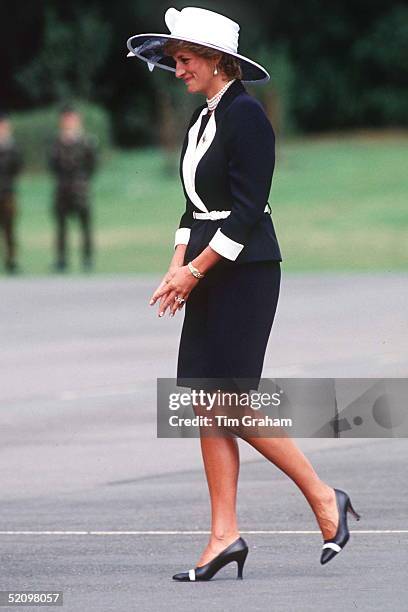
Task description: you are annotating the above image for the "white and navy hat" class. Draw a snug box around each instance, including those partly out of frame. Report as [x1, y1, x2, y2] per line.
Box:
[126, 6, 270, 83]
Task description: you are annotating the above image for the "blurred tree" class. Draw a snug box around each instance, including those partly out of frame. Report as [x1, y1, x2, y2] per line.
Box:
[352, 5, 408, 124]
[15, 7, 112, 102]
[248, 43, 296, 137]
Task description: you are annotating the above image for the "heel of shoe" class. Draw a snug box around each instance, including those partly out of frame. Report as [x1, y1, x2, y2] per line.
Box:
[236, 549, 248, 580]
[347, 498, 361, 521]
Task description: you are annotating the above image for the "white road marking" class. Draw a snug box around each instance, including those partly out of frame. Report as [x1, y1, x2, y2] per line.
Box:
[0, 530, 406, 536]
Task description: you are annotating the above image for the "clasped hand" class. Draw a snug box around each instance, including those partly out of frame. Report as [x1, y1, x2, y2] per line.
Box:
[149, 265, 199, 317]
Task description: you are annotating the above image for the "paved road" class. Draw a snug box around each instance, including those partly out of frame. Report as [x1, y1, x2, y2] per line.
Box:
[0, 275, 407, 611]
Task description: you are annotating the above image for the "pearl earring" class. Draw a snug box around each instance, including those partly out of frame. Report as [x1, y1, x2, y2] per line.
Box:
[213, 66, 218, 76]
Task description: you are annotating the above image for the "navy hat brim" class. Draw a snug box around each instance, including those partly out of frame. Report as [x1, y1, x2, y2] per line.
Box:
[126, 34, 270, 83]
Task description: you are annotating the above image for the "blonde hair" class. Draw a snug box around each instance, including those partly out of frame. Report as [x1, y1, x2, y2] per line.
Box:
[163, 39, 243, 80]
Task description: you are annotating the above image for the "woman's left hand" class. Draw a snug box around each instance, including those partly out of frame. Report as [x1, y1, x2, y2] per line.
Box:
[150, 265, 200, 317]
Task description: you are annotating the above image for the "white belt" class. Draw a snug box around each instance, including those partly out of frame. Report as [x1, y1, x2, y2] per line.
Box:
[193, 210, 231, 220]
[193, 206, 269, 221]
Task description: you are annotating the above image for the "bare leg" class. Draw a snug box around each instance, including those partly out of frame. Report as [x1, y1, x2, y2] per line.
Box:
[243, 434, 338, 540]
[196, 433, 241, 567]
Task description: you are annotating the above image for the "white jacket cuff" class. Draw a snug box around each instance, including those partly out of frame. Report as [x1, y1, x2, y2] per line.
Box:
[209, 228, 244, 261]
[174, 227, 191, 248]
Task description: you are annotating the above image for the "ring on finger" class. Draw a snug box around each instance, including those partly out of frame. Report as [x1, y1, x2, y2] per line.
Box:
[175, 296, 185, 304]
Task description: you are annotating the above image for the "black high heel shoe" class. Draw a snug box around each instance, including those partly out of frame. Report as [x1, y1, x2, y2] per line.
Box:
[320, 488, 361, 565]
[172, 537, 249, 581]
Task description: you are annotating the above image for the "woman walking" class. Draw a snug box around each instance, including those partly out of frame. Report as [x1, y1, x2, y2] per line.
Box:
[127, 6, 360, 581]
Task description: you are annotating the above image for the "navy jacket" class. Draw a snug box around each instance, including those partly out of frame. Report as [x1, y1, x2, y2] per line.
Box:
[174, 79, 282, 264]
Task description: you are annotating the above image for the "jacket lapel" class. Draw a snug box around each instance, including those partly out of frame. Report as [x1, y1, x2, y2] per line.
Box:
[182, 107, 210, 213]
[181, 79, 246, 213]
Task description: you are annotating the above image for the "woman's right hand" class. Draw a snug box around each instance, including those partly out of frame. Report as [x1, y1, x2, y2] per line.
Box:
[149, 244, 187, 314]
[149, 264, 184, 312]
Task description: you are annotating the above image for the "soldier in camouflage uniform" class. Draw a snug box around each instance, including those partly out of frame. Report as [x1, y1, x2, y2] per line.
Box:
[0, 112, 23, 274]
[49, 106, 97, 272]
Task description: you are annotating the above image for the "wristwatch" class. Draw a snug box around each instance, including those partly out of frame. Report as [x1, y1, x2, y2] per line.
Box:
[187, 261, 205, 279]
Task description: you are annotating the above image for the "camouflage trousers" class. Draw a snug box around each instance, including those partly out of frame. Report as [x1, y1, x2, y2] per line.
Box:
[0, 192, 17, 267]
[54, 189, 93, 265]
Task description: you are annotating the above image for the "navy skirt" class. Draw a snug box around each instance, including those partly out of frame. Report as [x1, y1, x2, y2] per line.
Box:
[177, 260, 281, 392]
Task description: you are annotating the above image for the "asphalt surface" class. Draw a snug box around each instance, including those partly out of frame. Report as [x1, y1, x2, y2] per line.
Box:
[0, 274, 407, 611]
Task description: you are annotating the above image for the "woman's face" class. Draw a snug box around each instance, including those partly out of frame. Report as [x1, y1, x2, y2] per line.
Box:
[173, 49, 219, 94]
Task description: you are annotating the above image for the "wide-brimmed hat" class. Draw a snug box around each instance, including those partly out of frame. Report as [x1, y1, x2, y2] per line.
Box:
[126, 6, 270, 83]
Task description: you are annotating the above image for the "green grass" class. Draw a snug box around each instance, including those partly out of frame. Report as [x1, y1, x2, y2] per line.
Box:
[8, 132, 408, 275]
